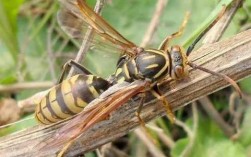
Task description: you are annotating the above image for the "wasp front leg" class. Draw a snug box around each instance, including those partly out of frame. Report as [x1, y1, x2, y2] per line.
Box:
[158, 12, 190, 52]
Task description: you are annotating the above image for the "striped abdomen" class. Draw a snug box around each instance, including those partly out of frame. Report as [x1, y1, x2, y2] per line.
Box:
[114, 49, 170, 83]
[35, 74, 110, 124]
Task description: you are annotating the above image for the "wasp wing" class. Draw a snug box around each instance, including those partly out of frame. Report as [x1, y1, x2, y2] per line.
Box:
[37, 80, 148, 152]
[57, 7, 122, 60]
[58, 0, 138, 57]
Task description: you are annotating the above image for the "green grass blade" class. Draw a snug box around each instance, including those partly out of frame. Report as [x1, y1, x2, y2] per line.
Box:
[0, 0, 24, 62]
[182, 0, 233, 48]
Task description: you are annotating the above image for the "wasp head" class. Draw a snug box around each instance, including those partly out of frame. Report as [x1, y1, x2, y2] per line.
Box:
[169, 45, 188, 80]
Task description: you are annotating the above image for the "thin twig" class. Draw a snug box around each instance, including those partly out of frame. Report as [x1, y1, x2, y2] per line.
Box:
[229, 92, 251, 139]
[134, 129, 166, 157]
[55, 53, 75, 59]
[198, 97, 235, 137]
[179, 102, 198, 157]
[17, 89, 51, 113]
[175, 119, 193, 138]
[67, 0, 106, 77]
[151, 123, 175, 149]
[0, 82, 53, 93]
[202, 0, 243, 43]
[97, 143, 129, 157]
[140, 0, 168, 47]
[230, 92, 251, 141]
[47, 18, 57, 83]
[229, 92, 239, 116]
[54, 26, 80, 48]
[3, 82, 53, 114]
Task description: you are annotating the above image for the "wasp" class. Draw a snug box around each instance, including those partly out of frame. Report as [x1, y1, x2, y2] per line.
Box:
[35, 60, 111, 124]
[36, 0, 242, 156]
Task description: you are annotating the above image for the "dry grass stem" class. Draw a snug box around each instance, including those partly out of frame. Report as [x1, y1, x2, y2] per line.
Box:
[67, 0, 105, 77]
[202, 0, 243, 43]
[199, 97, 235, 137]
[140, 0, 168, 47]
[134, 129, 166, 157]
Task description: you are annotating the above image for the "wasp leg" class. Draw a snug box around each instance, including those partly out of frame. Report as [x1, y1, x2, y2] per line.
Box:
[151, 85, 176, 123]
[67, 60, 92, 75]
[57, 60, 92, 84]
[57, 140, 75, 157]
[158, 12, 190, 51]
[135, 92, 147, 127]
[135, 92, 158, 144]
[57, 61, 71, 84]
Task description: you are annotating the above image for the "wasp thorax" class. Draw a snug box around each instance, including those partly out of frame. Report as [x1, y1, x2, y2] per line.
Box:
[170, 45, 188, 80]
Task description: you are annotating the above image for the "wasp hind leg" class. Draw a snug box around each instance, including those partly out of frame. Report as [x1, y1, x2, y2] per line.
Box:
[57, 140, 75, 157]
[135, 92, 158, 144]
[58, 59, 92, 83]
[151, 85, 176, 123]
[135, 92, 147, 127]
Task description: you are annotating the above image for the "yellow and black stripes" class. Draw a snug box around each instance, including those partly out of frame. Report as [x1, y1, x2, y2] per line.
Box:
[114, 49, 170, 83]
[35, 74, 110, 124]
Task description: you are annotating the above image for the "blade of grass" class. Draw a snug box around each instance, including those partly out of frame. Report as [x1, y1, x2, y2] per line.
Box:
[182, 0, 233, 48]
[0, 115, 36, 137]
[28, 2, 58, 42]
[0, 0, 24, 62]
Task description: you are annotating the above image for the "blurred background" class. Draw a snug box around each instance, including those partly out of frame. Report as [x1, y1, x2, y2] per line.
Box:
[0, 0, 251, 156]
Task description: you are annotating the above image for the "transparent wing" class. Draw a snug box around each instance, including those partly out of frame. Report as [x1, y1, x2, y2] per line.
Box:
[58, 0, 139, 57]
[37, 80, 148, 152]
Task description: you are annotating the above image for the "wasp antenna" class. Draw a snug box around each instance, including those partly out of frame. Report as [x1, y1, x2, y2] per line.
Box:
[186, 5, 227, 56]
[187, 62, 242, 98]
